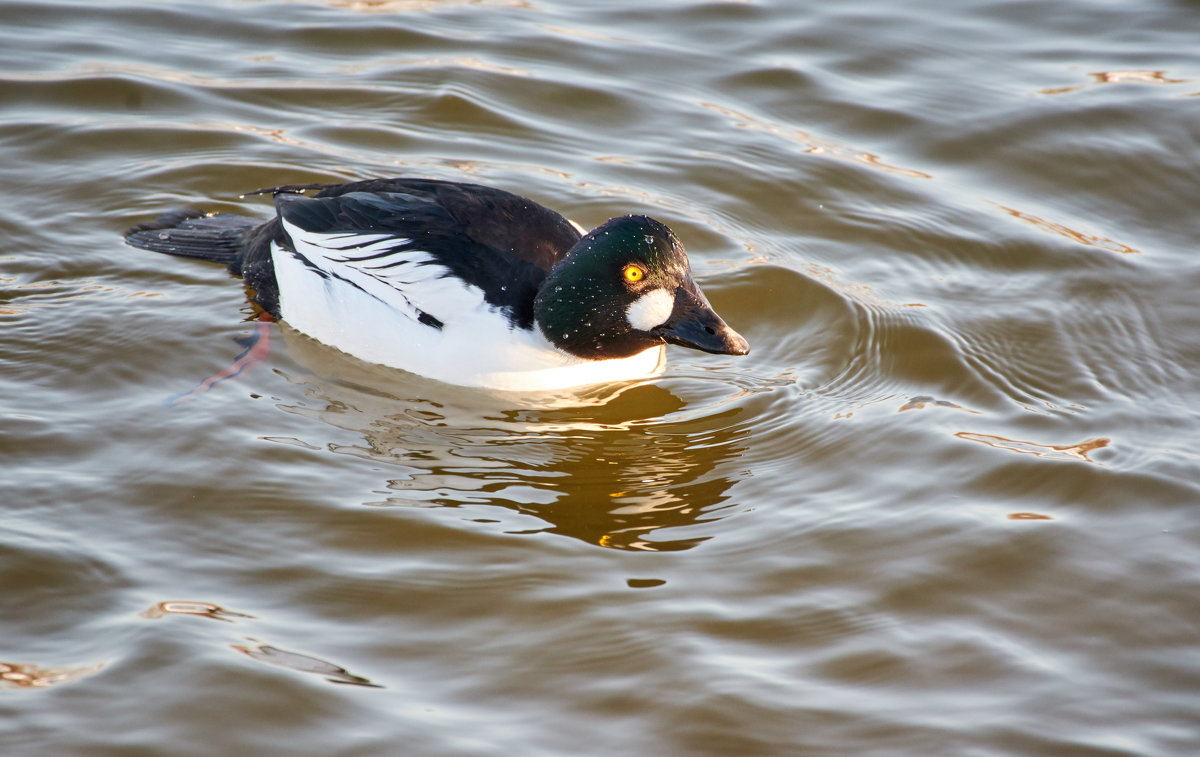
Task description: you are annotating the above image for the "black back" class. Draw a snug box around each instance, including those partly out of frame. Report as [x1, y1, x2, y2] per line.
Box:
[128, 178, 587, 323]
[257, 179, 584, 327]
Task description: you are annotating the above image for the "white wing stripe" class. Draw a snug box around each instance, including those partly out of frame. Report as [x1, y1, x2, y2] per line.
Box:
[312, 232, 395, 250]
[279, 218, 489, 328]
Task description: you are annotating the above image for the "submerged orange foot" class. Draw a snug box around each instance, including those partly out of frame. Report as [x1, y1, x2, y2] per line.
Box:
[167, 312, 274, 406]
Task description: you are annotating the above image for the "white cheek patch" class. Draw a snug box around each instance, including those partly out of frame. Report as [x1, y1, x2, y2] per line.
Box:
[626, 288, 675, 331]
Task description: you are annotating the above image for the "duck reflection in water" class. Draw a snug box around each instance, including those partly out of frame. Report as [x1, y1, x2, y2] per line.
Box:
[280, 326, 750, 552]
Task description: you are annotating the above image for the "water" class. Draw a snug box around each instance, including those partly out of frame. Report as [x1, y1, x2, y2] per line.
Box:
[3, 1, 1199, 754]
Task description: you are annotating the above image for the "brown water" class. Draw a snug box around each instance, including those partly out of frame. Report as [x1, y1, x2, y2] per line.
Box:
[3, 1, 1200, 755]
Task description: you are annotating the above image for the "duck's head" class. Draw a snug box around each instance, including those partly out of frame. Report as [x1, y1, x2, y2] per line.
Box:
[533, 215, 750, 361]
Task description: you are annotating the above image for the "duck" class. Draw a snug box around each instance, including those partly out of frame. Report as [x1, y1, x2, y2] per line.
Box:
[125, 178, 749, 391]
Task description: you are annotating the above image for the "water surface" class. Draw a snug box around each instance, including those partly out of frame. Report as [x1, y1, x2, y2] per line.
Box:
[3, 1, 1200, 755]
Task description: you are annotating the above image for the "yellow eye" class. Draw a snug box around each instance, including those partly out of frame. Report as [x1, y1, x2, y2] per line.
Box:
[623, 264, 646, 284]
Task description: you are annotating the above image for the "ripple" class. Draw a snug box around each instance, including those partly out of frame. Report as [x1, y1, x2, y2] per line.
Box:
[232, 641, 382, 688]
[141, 601, 256, 623]
[998, 204, 1139, 255]
[0, 660, 105, 690]
[955, 432, 1110, 464]
[1039, 69, 1190, 95]
[698, 100, 932, 179]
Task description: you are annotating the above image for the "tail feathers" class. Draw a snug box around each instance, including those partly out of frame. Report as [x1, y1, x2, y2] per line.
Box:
[125, 209, 256, 264]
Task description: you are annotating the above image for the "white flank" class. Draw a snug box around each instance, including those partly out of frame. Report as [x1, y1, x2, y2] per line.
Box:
[270, 219, 666, 391]
[625, 288, 675, 331]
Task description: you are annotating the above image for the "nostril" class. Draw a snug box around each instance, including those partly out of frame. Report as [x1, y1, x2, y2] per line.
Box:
[705, 325, 716, 335]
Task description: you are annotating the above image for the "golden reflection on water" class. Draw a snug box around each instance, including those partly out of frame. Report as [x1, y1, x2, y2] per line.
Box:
[279, 328, 748, 551]
[142, 601, 256, 623]
[0, 278, 126, 316]
[1039, 69, 1188, 95]
[700, 101, 933, 179]
[369, 387, 750, 551]
[955, 432, 1109, 464]
[0, 661, 104, 690]
[0, 276, 161, 316]
[998, 205, 1138, 254]
[1091, 70, 1186, 85]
